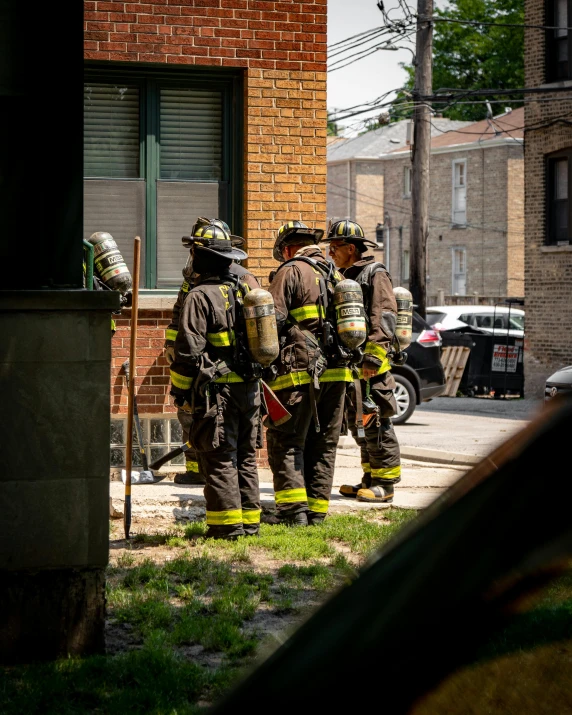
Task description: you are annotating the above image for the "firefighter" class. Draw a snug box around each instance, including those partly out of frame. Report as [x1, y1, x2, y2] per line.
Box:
[264, 221, 355, 526]
[164, 217, 260, 485]
[169, 222, 262, 540]
[323, 219, 403, 504]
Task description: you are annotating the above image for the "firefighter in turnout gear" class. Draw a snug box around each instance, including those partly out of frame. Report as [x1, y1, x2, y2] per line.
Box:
[169, 222, 263, 540]
[323, 219, 403, 504]
[264, 221, 355, 526]
[164, 218, 260, 485]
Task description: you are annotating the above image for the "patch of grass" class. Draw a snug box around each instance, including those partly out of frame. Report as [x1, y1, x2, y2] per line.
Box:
[185, 521, 208, 538]
[0, 637, 209, 715]
[255, 523, 336, 560]
[278, 563, 336, 591]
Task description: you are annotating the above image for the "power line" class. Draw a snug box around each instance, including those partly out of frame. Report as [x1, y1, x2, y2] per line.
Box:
[425, 15, 572, 32]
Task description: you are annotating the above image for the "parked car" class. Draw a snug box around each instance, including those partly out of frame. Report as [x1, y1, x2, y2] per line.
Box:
[390, 311, 446, 424]
[544, 365, 572, 402]
[425, 304, 525, 340]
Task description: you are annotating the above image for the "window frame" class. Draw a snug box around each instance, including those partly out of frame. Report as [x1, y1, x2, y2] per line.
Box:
[546, 149, 572, 246]
[546, 0, 572, 83]
[84, 62, 244, 290]
[451, 159, 467, 226]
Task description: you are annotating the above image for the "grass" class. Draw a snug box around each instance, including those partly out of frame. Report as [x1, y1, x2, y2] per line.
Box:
[5, 508, 570, 714]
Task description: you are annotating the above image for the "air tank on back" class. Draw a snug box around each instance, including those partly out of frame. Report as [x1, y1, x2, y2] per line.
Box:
[393, 286, 413, 349]
[88, 231, 133, 295]
[333, 279, 367, 349]
[243, 288, 280, 366]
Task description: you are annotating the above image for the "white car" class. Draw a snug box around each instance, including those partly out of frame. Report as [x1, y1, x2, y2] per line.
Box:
[425, 305, 525, 339]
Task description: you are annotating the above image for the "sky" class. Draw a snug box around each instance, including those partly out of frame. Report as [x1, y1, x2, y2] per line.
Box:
[327, 0, 416, 136]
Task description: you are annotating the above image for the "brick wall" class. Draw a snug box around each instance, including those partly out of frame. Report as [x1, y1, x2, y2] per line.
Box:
[381, 144, 523, 301]
[524, 0, 572, 397]
[85, 0, 327, 465]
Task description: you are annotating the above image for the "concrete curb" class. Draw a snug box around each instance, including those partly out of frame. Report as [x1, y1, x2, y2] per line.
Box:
[337, 435, 481, 467]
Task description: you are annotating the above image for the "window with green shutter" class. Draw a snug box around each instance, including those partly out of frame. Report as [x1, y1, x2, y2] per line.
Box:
[83, 65, 242, 289]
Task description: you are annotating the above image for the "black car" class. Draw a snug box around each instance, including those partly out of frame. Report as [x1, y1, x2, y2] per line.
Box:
[390, 311, 447, 424]
[544, 365, 572, 402]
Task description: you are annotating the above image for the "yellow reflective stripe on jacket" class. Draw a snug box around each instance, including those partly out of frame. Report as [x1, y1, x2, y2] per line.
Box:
[207, 330, 235, 347]
[371, 465, 401, 481]
[215, 372, 244, 383]
[275, 488, 308, 504]
[206, 509, 243, 526]
[320, 367, 354, 383]
[289, 305, 325, 322]
[185, 460, 199, 473]
[170, 369, 193, 390]
[267, 366, 353, 392]
[111, 318, 116, 332]
[242, 509, 261, 524]
[267, 370, 312, 391]
[165, 329, 178, 342]
[361, 462, 371, 474]
[364, 341, 388, 359]
[307, 497, 329, 513]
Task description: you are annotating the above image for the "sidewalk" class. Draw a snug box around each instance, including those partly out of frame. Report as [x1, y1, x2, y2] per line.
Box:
[110, 436, 476, 520]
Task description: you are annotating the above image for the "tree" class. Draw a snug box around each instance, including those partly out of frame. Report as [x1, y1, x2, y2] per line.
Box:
[391, 0, 524, 122]
[327, 111, 339, 136]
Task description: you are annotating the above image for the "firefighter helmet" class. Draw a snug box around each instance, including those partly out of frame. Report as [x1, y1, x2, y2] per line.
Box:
[183, 216, 244, 248]
[182, 222, 248, 262]
[324, 219, 377, 249]
[272, 220, 324, 262]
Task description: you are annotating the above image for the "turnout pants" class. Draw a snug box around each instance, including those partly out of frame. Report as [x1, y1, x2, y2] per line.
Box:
[190, 382, 261, 538]
[266, 380, 347, 521]
[177, 408, 201, 477]
[347, 377, 401, 486]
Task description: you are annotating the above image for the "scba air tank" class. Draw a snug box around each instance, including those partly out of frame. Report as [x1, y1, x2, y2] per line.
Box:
[333, 279, 367, 349]
[88, 231, 133, 294]
[393, 286, 413, 349]
[243, 288, 280, 366]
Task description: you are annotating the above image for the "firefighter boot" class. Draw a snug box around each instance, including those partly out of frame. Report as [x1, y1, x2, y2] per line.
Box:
[356, 480, 394, 504]
[307, 512, 326, 526]
[339, 472, 372, 499]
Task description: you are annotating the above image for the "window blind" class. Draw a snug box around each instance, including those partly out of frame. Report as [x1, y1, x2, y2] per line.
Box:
[159, 88, 222, 180]
[84, 83, 140, 178]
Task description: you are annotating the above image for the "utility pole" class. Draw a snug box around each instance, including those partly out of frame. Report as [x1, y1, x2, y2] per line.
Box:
[409, 0, 433, 318]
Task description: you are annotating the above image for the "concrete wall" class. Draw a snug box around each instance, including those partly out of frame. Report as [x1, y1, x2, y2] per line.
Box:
[524, 0, 572, 397]
[0, 292, 119, 662]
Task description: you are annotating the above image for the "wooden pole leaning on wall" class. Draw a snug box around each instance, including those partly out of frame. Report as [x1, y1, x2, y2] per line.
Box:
[124, 236, 141, 540]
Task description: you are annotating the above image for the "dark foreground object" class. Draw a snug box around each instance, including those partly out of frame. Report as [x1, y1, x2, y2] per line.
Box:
[210, 395, 572, 712]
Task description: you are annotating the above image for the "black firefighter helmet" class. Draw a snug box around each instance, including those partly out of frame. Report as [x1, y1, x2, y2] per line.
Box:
[272, 220, 324, 262]
[182, 223, 248, 262]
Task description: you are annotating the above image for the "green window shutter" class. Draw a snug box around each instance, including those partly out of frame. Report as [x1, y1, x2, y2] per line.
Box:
[159, 88, 222, 180]
[84, 83, 140, 178]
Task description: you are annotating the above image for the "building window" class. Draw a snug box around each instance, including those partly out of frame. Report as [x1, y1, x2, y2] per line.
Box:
[452, 247, 467, 296]
[403, 165, 412, 197]
[547, 150, 572, 245]
[546, 0, 572, 82]
[452, 160, 467, 225]
[401, 249, 410, 283]
[84, 65, 242, 289]
[111, 417, 185, 469]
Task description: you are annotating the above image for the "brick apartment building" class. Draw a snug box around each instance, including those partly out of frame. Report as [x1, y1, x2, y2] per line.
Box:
[327, 111, 524, 304]
[523, 0, 572, 397]
[83, 0, 327, 468]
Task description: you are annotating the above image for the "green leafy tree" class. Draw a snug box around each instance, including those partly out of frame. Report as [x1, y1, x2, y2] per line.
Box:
[391, 0, 524, 122]
[327, 111, 339, 136]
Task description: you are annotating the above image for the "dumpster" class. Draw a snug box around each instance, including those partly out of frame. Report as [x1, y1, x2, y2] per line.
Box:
[461, 332, 524, 398]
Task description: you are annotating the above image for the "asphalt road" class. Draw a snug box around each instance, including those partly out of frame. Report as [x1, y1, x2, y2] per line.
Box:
[394, 395, 543, 458]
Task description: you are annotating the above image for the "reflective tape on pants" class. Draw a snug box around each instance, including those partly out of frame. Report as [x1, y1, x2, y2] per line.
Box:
[206, 510, 243, 526]
[371, 465, 401, 481]
[307, 497, 329, 513]
[242, 509, 261, 524]
[275, 488, 308, 504]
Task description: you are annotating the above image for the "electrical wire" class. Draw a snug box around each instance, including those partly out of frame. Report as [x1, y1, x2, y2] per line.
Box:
[425, 15, 572, 32]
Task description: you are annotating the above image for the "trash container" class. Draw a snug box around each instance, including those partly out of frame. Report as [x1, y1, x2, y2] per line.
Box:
[459, 332, 524, 398]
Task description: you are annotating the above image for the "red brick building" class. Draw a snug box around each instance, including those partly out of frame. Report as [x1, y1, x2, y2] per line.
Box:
[83, 0, 327, 467]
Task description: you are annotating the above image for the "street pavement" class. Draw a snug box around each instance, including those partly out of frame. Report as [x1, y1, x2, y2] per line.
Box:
[110, 395, 544, 520]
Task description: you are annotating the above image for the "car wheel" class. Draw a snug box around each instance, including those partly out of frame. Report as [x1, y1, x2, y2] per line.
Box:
[392, 374, 416, 425]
